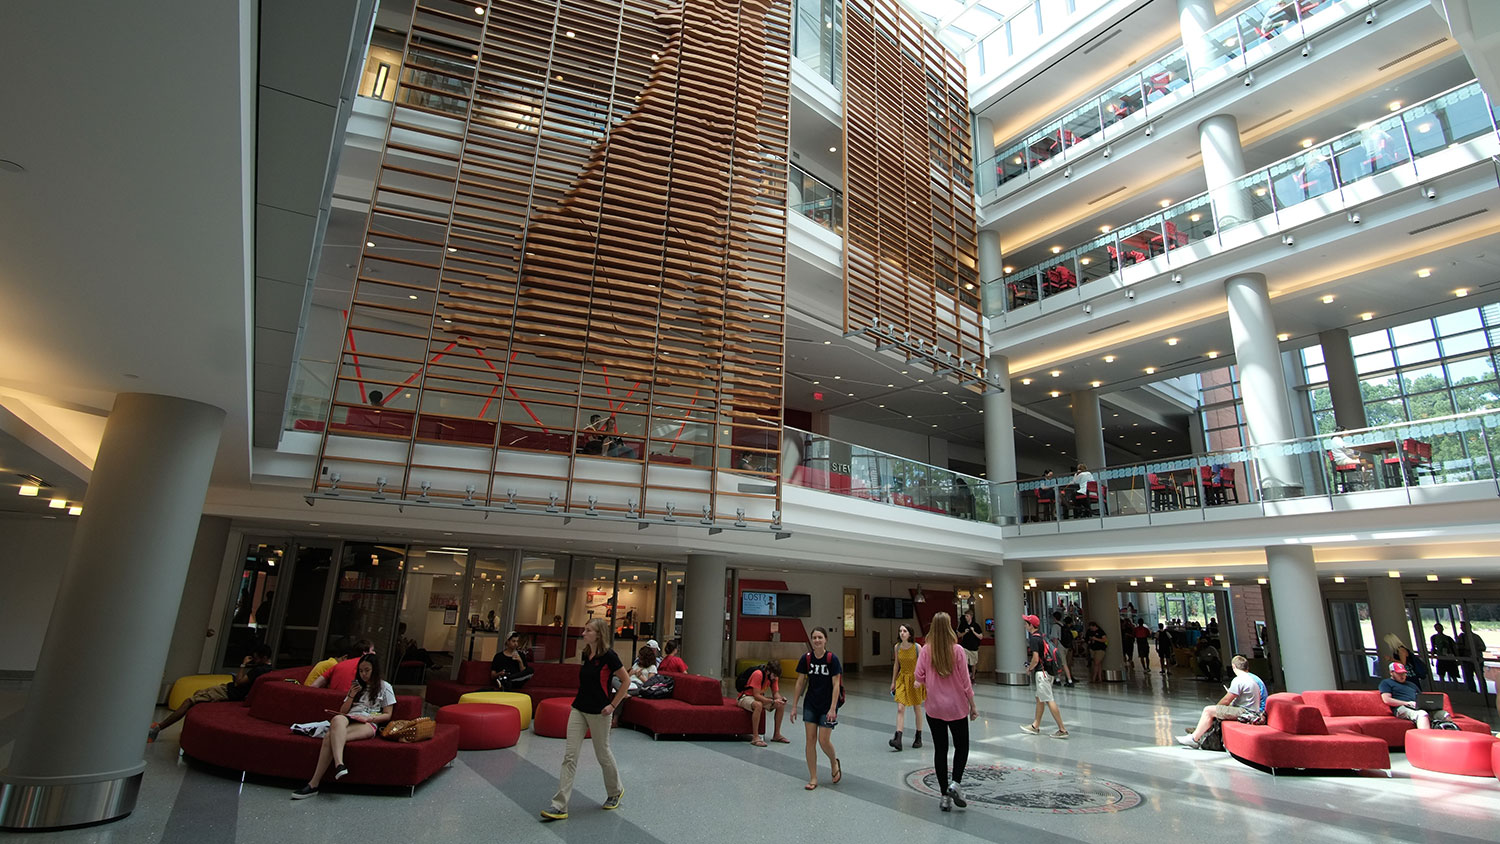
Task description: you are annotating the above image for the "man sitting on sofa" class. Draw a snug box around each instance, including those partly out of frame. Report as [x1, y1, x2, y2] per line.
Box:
[737, 661, 789, 747]
[1378, 661, 1456, 730]
[1176, 654, 1265, 749]
[149, 644, 273, 742]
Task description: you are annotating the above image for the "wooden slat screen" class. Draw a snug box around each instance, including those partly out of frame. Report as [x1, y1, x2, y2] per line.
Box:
[314, 0, 791, 527]
[842, 0, 982, 388]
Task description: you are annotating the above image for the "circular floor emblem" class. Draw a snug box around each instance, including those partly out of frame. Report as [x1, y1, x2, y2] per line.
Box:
[905, 764, 1142, 814]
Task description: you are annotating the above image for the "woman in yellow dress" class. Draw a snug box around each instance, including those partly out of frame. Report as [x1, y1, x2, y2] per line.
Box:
[888, 623, 926, 751]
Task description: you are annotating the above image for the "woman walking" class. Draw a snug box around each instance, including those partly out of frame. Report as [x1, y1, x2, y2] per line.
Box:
[888, 623, 925, 751]
[791, 627, 843, 790]
[913, 612, 977, 812]
[540, 618, 630, 821]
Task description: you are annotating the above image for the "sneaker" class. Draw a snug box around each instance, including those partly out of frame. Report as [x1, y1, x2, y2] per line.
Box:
[291, 785, 318, 800]
[948, 782, 967, 808]
[1051, 730, 1070, 739]
[1175, 734, 1200, 749]
[1020, 723, 1040, 735]
[939, 794, 952, 812]
[539, 809, 568, 822]
[332, 763, 349, 780]
[602, 790, 623, 810]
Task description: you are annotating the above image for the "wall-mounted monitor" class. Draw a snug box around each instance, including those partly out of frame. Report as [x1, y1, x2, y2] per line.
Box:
[741, 590, 777, 616]
[741, 590, 812, 618]
[776, 592, 811, 618]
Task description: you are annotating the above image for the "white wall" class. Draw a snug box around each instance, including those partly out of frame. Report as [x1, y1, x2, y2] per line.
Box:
[0, 515, 75, 674]
[826, 414, 952, 466]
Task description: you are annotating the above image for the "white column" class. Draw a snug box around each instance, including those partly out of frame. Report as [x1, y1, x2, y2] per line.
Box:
[1319, 328, 1367, 430]
[1, 394, 225, 830]
[1085, 580, 1124, 681]
[1225, 273, 1302, 497]
[984, 352, 1017, 523]
[1176, 0, 1218, 79]
[1265, 546, 1336, 691]
[682, 554, 729, 679]
[979, 228, 1004, 314]
[1069, 389, 1106, 470]
[991, 562, 1027, 685]
[1199, 113, 1252, 229]
[1365, 576, 1410, 660]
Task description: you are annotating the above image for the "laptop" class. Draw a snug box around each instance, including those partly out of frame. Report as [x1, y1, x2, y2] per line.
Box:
[1415, 692, 1445, 712]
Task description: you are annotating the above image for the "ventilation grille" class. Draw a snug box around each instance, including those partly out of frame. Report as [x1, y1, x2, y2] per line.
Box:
[1088, 186, 1129, 205]
[1082, 28, 1124, 55]
[1377, 38, 1447, 72]
[1408, 208, 1488, 236]
[1086, 319, 1130, 335]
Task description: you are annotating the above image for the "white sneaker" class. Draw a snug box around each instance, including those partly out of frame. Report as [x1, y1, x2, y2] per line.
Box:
[1020, 723, 1040, 735]
[948, 783, 967, 808]
[1175, 734, 1200, 749]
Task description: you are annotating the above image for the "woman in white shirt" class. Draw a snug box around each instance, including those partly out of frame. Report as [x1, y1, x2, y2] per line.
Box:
[293, 654, 396, 798]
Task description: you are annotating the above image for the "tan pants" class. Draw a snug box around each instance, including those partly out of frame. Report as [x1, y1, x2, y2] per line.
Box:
[549, 708, 621, 812]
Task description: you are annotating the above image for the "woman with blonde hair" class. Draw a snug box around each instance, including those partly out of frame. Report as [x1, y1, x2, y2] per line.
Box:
[913, 612, 977, 812]
[887, 623, 925, 751]
[540, 618, 630, 822]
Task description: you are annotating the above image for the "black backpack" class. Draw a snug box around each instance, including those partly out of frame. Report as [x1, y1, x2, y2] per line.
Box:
[1060, 625, 1075, 647]
[1198, 720, 1226, 752]
[735, 665, 765, 693]
[637, 674, 674, 699]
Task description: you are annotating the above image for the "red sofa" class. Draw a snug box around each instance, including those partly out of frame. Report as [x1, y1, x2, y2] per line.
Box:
[1300, 690, 1489, 748]
[1222, 693, 1391, 775]
[425, 660, 579, 708]
[620, 672, 760, 739]
[180, 667, 459, 792]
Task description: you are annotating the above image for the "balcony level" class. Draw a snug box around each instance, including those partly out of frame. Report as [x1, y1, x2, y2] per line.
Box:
[977, 0, 1452, 254]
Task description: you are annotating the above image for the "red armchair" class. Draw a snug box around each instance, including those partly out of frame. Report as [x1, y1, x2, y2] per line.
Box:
[1222, 693, 1390, 775]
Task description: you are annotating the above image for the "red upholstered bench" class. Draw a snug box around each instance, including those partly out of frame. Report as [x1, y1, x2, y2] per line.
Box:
[1222, 693, 1390, 775]
[425, 659, 579, 708]
[1493, 739, 1500, 783]
[1406, 730, 1499, 777]
[533, 697, 587, 739]
[437, 703, 520, 750]
[1301, 690, 1490, 748]
[620, 672, 755, 739]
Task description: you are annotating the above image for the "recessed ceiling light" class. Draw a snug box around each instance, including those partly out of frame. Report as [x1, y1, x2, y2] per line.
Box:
[1143, 366, 1156, 374]
[916, 378, 924, 383]
[1299, 138, 1314, 148]
[474, 5, 485, 14]
[1003, 266, 1014, 273]
[1081, 257, 1092, 265]
[833, 375, 840, 379]
[1165, 583, 1174, 589]
[1099, 224, 1112, 233]
[886, 384, 894, 387]
[823, 340, 831, 344]
[1461, 577, 1473, 585]
[1416, 268, 1432, 278]
[18, 484, 39, 497]
[1021, 378, 1033, 385]
[1129, 579, 1138, 586]
[828, 146, 837, 152]
[1454, 288, 1469, 297]
[1388, 100, 1402, 111]
[48, 498, 67, 509]
[907, 415, 913, 418]
[1360, 312, 1374, 321]
[1320, 294, 1335, 304]
[1206, 351, 1219, 359]
[1388, 570, 1400, 578]
[1090, 380, 1101, 387]
[1050, 370, 1061, 377]
[1158, 199, 1171, 208]
[1166, 338, 1178, 345]
[1426, 573, 1439, 582]
[1277, 332, 1291, 341]
[1334, 576, 1345, 583]
[1050, 390, 1060, 397]
[366, 241, 375, 248]
[67, 505, 82, 516]
[1257, 577, 1268, 584]
[565, 30, 575, 37]
[408, 294, 417, 300]
[1050, 246, 1062, 254]
[1103, 355, 1115, 363]
[878, 404, 885, 408]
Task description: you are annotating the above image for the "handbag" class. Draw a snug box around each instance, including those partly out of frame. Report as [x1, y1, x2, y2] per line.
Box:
[380, 716, 436, 742]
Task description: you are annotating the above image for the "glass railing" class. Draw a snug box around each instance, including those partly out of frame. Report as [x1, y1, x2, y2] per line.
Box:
[793, 0, 843, 90]
[788, 163, 843, 235]
[975, 0, 1379, 196]
[783, 426, 992, 522]
[990, 79, 1497, 313]
[992, 409, 1500, 527]
[283, 358, 337, 432]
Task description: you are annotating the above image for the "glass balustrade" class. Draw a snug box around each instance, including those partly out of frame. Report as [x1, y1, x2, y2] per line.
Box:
[783, 426, 992, 523]
[788, 164, 843, 235]
[991, 80, 1497, 313]
[976, 0, 1378, 196]
[993, 409, 1500, 528]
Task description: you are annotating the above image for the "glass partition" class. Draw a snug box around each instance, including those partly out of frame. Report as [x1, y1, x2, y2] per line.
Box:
[514, 553, 570, 662]
[788, 164, 843, 235]
[615, 561, 659, 663]
[220, 541, 284, 671]
[395, 546, 468, 682]
[275, 543, 337, 667]
[985, 80, 1496, 314]
[784, 425, 991, 522]
[793, 0, 842, 89]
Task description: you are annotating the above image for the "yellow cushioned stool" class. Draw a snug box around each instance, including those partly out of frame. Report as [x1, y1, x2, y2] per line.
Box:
[167, 674, 234, 709]
[458, 691, 532, 729]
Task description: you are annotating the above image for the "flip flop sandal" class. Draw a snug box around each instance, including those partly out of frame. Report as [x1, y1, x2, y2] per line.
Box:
[771, 736, 791, 743]
[831, 759, 842, 784]
[804, 781, 818, 790]
[750, 739, 768, 747]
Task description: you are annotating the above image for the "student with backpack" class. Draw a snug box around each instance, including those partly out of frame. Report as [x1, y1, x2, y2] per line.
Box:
[912, 612, 977, 812]
[1049, 611, 1076, 687]
[790, 627, 843, 790]
[735, 661, 789, 747]
[1020, 614, 1069, 739]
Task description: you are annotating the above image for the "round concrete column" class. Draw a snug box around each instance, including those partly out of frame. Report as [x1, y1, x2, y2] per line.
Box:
[1, 394, 224, 830]
[1085, 580, 1124, 681]
[1176, 0, 1218, 79]
[1225, 273, 1302, 498]
[979, 228, 1005, 315]
[1365, 576, 1410, 660]
[1265, 545, 1336, 691]
[984, 353, 1017, 523]
[1199, 114, 1252, 229]
[1319, 328, 1367, 430]
[991, 562, 1028, 685]
[682, 554, 729, 679]
[1069, 389, 1106, 471]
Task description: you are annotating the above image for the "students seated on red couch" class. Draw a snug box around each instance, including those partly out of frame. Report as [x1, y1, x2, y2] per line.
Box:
[737, 661, 789, 747]
[293, 654, 396, 799]
[1176, 655, 1267, 749]
[149, 644, 273, 743]
[490, 631, 535, 692]
[1379, 661, 1456, 730]
[657, 639, 687, 673]
[308, 639, 375, 692]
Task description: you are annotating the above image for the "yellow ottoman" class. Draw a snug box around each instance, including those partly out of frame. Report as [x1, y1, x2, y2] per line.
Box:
[458, 691, 533, 729]
[168, 674, 234, 709]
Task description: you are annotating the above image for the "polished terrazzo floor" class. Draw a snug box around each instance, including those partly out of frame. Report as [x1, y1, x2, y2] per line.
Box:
[1, 667, 1496, 844]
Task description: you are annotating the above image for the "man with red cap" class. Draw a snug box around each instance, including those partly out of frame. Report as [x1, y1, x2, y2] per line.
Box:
[1018, 614, 1068, 739]
[1379, 661, 1455, 729]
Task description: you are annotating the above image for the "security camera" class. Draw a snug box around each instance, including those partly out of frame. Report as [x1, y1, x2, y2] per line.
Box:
[1283, 234, 1295, 246]
[1125, 289, 1135, 300]
[1348, 212, 1361, 224]
[1424, 187, 1437, 200]
[1244, 73, 1254, 87]
[1145, 125, 1153, 137]
[1365, 11, 1375, 24]
[1082, 303, 1092, 314]
[1301, 44, 1310, 57]
[1102, 147, 1111, 159]
[1064, 166, 1073, 178]
[1171, 273, 1183, 284]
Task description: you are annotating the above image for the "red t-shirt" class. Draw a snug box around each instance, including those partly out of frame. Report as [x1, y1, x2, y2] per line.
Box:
[658, 655, 688, 673]
[743, 668, 778, 696]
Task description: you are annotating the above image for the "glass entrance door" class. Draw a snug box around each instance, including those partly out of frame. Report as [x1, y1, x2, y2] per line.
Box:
[277, 543, 338, 666]
[219, 539, 338, 669]
[1411, 599, 1496, 711]
[220, 540, 283, 670]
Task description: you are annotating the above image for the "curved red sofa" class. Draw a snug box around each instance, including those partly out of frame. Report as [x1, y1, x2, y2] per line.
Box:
[619, 672, 760, 739]
[1300, 690, 1489, 748]
[180, 667, 459, 791]
[1222, 693, 1390, 775]
[425, 660, 579, 707]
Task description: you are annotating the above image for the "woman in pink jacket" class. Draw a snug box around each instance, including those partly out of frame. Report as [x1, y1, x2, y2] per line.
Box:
[913, 611, 977, 812]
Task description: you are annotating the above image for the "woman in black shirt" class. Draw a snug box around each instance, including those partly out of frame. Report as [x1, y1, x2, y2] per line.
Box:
[955, 611, 983, 682]
[489, 631, 534, 691]
[541, 619, 629, 822]
[791, 627, 843, 790]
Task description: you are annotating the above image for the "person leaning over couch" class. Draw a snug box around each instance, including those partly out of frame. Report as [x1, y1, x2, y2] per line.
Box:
[292, 653, 396, 799]
[149, 644, 273, 742]
[308, 639, 375, 692]
[1378, 661, 1455, 730]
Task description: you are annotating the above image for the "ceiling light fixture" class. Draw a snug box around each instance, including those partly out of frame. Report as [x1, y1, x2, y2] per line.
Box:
[67, 505, 82, 516]
[1257, 577, 1268, 584]
[1049, 390, 1061, 398]
[1300, 138, 1313, 148]
[1416, 268, 1432, 278]
[1021, 377, 1032, 385]
[1103, 355, 1115, 363]
[1003, 265, 1014, 274]
[1206, 351, 1219, 359]
[1277, 332, 1291, 342]
[1426, 573, 1439, 582]
[1129, 579, 1138, 586]
[1388, 100, 1402, 111]
[1166, 337, 1178, 345]
[1100, 224, 1112, 233]
[1461, 577, 1473, 585]
[1050, 370, 1061, 377]
[1333, 576, 1345, 583]
[1090, 380, 1101, 388]
[1360, 312, 1374, 321]
[18, 484, 39, 497]
[48, 498, 67, 509]
[365, 241, 375, 248]
[1050, 246, 1062, 254]
[1320, 294, 1335, 304]
[829, 146, 837, 152]
[1454, 288, 1469, 297]
[1387, 570, 1400, 578]
[1144, 366, 1156, 374]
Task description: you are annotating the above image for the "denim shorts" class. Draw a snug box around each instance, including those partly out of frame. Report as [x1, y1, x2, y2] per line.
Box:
[802, 704, 837, 729]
